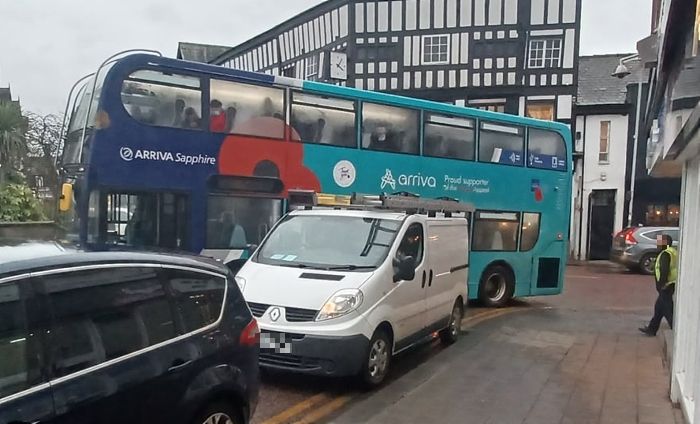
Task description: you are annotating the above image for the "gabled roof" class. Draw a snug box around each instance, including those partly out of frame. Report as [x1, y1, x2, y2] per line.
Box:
[0, 87, 13, 103]
[177, 42, 233, 63]
[577, 54, 642, 106]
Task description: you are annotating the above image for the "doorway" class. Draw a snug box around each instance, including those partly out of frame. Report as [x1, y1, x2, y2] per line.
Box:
[588, 190, 616, 260]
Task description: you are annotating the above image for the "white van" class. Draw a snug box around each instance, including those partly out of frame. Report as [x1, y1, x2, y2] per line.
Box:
[236, 193, 471, 386]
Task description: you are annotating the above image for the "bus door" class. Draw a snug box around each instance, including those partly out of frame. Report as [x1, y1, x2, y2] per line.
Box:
[90, 191, 190, 250]
[201, 176, 285, 273]
[523, 212, 565, 296]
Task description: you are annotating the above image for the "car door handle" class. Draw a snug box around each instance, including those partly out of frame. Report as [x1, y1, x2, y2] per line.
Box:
[168, 359, 193, 372]
[428, 270, 434, 287]
[421, 270, 427, 288]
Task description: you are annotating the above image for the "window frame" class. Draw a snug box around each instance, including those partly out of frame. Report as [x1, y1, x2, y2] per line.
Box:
[290, 91, 359, 149]
[422, 113, 476, 161]
[33, 263, 228, 385]
[305, 55, 320, 81]
[120, 68, 204, 131]
[599, 120, 611, 163]
[471, 210, 522, 252]
[208, 77, 287, 140]
[396, 222, 425, 268]
[421, 35, 451, 65]
[519, 212, 542, 252]
[526, 127, 569, 172]
[477, 121, 525, 167]
[360, 101, 421, 156]
[527, 38, 562, 69]
[525, 100, 556, 121]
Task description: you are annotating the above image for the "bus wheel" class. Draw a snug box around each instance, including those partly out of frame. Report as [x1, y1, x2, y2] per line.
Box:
[478, 265, 514, 308]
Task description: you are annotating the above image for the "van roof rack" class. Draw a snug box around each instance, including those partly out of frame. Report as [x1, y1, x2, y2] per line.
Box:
[288, 190, 474, 216]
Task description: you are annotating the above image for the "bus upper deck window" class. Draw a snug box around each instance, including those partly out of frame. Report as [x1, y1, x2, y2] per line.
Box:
[121, 70, 202, 130]
[361, 102, 419, 155]
[527, 128, 567, 171]
[209, 79, 284, 139]
[424, 114, 475, 161]
[291, 92, 357, 148]
[478, 122, 524, 166]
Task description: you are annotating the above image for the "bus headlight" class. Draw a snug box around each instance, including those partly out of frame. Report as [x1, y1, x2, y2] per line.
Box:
[234, 276, 247, 291]
[316, 289, 364, 321]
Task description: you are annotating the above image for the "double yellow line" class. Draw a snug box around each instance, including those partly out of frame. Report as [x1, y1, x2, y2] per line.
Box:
[260, 307, 525, 424]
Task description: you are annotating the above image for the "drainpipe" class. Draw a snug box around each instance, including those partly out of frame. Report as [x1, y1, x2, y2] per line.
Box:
[577, 114, 587, 261]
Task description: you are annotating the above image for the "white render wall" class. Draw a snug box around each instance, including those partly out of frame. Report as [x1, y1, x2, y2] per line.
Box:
[671, 154, 700, 423]
[571, 113, 629, 259]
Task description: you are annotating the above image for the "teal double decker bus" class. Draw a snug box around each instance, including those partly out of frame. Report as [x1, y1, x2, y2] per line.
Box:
[60, 52, 572, 307]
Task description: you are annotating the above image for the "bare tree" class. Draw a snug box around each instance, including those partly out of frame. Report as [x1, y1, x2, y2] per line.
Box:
[22, 112, 64, 205]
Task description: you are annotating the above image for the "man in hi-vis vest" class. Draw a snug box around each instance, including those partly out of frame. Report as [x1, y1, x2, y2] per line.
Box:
[639, 234, 678, 336]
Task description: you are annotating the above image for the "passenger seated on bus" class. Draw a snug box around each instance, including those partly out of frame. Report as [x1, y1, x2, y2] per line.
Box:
[172, 99, 186, 127]
[225, 106, 238, 133]
[368, 125, 400, 152]
[210, 99, 227, 132]
[220, 211, 248, 248]
[262, 97, 275, 117]
[314, 118, 326, 143]
[183, 107, 201, 129]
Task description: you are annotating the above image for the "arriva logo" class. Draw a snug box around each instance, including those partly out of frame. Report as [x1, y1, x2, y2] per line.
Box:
[380, 169, 436, 190]
[120, 147, 134, 161]
[118, 147, 216, 166]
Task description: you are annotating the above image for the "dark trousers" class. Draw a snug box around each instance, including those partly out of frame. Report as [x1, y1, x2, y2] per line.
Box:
[648, 290, 674, 334]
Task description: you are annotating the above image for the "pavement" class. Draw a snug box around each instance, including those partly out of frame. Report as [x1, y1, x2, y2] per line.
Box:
[252, 263, 684, 424]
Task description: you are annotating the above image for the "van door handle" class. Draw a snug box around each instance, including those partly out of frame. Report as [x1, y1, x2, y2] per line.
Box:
[428, 270, 434, 287]
[168, 359, 193, 372]
[421, 270, 427, 288]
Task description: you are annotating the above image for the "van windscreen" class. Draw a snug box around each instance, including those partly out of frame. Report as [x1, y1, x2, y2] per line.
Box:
[255, 215, 401, 270]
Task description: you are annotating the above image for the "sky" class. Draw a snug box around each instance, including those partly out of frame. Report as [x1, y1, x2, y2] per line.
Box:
[0, 0, 652, 115]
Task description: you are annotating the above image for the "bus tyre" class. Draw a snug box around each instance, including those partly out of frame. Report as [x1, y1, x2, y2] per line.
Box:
[360, 328, 392, 388]
[478, 265, 515, 308]
[439, 300, 463, 345]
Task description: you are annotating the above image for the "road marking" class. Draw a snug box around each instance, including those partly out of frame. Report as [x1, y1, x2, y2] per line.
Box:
[265, 306, 531, 424]
[261, 393, 331, 424]
[290, 395, 353, 424]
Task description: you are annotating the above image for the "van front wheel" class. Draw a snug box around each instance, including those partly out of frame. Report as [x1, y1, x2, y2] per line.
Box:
[360, 329, 392, 388]
[478, 265, 515, 308]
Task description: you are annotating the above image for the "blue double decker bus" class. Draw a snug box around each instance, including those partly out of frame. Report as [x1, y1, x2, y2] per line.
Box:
[59, 52, 572, 307]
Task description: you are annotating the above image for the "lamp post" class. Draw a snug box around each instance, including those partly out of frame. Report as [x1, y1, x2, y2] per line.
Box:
[612, 54, 643, 228]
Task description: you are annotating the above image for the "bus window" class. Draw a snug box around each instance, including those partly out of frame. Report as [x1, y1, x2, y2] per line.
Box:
[528, 128, 567, 171]
[472, 211, 520, 252]
[291, 92, 357, 148]
[121, 70, 202, 129]
[209, 79, 284, 138]
[206, 196, 283, 250]
[361, 102, 419, 154]
[478, 122, 524, 166]
[520, 213, 541, 251]
[424, 114, 475, 160]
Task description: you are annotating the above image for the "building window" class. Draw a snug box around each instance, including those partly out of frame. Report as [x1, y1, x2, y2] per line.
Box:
[526, 101, 555, 120]
[422, 35, 450, 65]
[528, 39, 562, 68]
[305, 55, 319, 81]
[468, 99, 506, 113]
[599, 121, 610, 163]
[283, 66, 296, 78]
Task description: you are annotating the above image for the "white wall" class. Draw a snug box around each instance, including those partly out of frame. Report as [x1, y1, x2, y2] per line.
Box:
[671, 154, 700, 423]
[571, 113, 629, 259]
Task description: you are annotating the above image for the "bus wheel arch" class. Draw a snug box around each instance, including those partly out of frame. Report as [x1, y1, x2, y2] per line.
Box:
[478, 261, 515, 308]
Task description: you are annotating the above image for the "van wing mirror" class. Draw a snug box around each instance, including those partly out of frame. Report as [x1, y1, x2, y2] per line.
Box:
[393, 256, 416, 282]
[59, 183, 73, 212]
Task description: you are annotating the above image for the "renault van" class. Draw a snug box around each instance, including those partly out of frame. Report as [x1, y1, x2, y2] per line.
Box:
[236, 194, 471, 386]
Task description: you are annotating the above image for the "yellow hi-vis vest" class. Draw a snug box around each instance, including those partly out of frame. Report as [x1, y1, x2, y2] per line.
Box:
[655, 246, 678, 288]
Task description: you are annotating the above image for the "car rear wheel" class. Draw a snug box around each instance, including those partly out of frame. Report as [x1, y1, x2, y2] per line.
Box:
[194, 402, 242, 424]
[640, 253, 657, 275]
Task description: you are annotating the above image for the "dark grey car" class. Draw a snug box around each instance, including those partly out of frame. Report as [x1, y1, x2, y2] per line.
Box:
[610, 227, 680, 274]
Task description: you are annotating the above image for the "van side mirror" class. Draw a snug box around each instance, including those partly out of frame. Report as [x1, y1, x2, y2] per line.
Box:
[59, 183, 73, 212]
[393, 256, 416, 283]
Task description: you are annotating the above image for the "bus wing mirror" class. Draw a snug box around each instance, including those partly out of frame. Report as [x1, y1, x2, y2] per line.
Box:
[59, 183, 74, 212]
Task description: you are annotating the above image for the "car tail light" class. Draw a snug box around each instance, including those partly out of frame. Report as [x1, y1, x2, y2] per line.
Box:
[240, 318, 260, 347]
[624, 231, 637, 245]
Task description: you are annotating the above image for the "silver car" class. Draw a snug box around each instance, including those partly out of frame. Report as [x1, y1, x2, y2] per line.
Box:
[610, 226, 680, 274]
